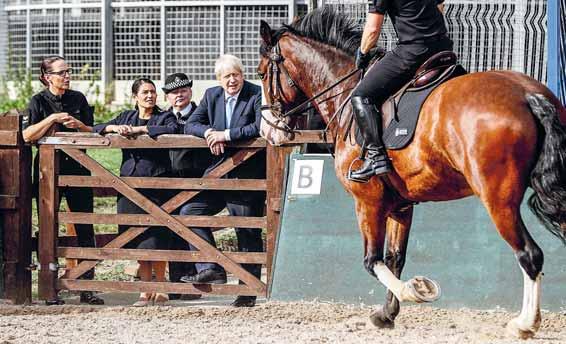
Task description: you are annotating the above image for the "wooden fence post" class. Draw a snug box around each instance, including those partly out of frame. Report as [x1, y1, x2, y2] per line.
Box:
[38, 145, 59, 302]
[265, 144, 294, 292]
[0, 112, 32, 304]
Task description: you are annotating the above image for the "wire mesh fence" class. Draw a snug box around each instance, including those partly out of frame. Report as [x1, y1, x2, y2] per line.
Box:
[1, 0, 550, 87]
[5, 9, 26, 72]
[165, 5, 221, 80]
[225, 5, 289, 78]
[30, 9, 59, 79]
[560, 0, 566, 102]
[113, 6, 161, 80]
[64, 7, 102, 80]
[321, 0, 547, 83]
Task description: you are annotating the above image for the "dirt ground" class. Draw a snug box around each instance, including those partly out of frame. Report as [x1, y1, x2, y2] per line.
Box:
[1, 295, 566, 344]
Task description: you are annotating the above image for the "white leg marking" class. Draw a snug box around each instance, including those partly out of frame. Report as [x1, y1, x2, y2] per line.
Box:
[506, 267, 542, 339]
[372, 263, 439, 303]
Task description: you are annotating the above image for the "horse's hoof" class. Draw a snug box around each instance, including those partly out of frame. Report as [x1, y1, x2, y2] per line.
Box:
[369, 308, 395, 329]
[506, 318, 537, 339]
[406, 276, 441, 303]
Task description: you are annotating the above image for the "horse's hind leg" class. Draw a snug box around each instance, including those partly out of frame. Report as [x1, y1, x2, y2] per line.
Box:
[482, 193, 543, 339]
[370, 205, 413, 329]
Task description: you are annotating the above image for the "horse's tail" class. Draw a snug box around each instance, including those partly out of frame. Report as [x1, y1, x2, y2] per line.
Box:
[526, 93, 566, 244]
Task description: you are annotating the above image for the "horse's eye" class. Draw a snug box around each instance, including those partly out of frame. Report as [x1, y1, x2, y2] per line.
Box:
[257, 72, 266, 80]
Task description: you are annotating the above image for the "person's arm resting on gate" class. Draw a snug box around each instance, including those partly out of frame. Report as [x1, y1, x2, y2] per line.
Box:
[23, 98, 92, 142]
[185, 93, 212, 137]
[146, 112, 178, 138]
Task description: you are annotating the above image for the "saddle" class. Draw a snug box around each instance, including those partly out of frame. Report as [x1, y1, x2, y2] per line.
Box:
[378, 51, 467, 150]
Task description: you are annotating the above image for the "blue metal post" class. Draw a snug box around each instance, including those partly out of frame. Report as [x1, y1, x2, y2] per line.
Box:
[547, 0, 560, 98]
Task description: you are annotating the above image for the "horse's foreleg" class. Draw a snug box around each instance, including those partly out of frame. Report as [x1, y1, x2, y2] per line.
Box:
[370, 205, 413, 329]
[355, 196, 440, 305]
[354, 198, 387, 277]
[372, 223, 441, 304]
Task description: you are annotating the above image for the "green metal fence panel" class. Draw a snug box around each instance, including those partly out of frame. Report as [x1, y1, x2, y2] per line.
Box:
[271, 154, 566, 311]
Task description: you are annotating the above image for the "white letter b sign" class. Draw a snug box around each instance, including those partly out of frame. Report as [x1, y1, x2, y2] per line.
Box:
[290, 160, 324, 195]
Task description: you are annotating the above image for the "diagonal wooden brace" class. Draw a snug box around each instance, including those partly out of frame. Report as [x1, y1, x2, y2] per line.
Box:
[62, 148, 265, 292]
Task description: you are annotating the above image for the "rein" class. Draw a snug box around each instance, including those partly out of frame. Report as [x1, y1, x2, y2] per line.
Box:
[260, 42, 361, 134]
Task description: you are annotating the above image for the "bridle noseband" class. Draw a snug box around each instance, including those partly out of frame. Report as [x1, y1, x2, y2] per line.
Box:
[260, 41, 362, 135]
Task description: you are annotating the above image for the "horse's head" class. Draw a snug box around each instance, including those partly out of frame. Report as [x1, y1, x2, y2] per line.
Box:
[258, 20, 309, 146]
[258, 8, 365, 145]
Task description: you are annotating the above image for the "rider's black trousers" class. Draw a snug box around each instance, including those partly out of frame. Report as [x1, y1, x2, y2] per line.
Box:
[352, 37, 454, 105]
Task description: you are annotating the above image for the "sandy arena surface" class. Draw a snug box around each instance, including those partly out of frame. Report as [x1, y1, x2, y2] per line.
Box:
[1, 295, 566, 344]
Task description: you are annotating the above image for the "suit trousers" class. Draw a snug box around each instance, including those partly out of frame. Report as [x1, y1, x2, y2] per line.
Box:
[179, 191, 264, 279]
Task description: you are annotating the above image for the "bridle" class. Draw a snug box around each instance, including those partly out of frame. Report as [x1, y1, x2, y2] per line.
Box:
[260, 41, 361, 135]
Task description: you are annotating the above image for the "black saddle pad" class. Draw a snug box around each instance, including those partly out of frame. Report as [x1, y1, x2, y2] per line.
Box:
[382, 65, 467, 150]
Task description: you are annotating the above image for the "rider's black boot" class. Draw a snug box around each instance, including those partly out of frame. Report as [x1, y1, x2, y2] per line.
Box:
[348, 96, 392, 183]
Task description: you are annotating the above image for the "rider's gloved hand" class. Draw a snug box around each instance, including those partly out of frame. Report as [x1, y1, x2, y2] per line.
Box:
[355, 48, 372, 70]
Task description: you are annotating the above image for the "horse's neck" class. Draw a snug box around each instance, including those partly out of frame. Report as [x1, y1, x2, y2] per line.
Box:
[292, 39, 357, 138]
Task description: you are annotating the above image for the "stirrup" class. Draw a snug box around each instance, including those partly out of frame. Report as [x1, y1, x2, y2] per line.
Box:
[347, 157, 371, 183]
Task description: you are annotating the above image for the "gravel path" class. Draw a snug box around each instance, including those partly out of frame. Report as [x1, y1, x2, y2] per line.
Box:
[1, 298, 566, 344]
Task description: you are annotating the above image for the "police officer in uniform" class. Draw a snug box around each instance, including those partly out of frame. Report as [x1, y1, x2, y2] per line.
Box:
[162, 73, 209, 301]
[23, 56, 104, 305]
[348, 0, 453, 183]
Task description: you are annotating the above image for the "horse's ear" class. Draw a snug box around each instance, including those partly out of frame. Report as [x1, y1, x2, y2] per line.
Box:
[260, 20, 273, 47]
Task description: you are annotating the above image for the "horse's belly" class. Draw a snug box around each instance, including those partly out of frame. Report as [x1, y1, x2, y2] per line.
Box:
[392, 163, 474, 202]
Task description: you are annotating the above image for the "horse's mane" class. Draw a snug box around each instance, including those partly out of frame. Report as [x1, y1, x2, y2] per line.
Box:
[271, 6, 362, 55]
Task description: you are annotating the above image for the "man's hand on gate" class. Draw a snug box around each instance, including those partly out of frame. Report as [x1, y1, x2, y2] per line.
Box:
[209, 142, 226, 155]
[205, 130, 227, 146]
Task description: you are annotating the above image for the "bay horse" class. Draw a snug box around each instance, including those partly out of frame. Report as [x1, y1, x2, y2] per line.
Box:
[258, 8, 566, 339]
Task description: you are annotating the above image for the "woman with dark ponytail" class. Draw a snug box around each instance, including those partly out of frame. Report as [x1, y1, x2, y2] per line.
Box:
[24, 56, 104, 305]
[24, 56, 93, 141]
[93, 78, 178, 306]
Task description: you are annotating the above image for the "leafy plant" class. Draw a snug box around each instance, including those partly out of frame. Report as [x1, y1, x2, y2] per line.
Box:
[0, 64, 37, 113]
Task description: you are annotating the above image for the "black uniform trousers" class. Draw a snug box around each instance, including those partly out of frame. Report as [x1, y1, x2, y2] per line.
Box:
[352, 37, 454, 104]
[34, 156, 96, 279]
[179, 191, 264, 280]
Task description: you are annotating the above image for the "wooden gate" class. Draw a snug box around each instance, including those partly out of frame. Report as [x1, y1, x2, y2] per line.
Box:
[36, 132, 298, 302]
[0, 111, 32, 304]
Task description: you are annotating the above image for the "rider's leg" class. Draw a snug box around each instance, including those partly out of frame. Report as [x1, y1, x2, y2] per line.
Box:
[348, 96, 391, 182]
[348, 51, 410, 182]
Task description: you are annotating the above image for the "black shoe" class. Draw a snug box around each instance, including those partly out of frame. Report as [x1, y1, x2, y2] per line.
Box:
[45, 298, 65, 306]
[169, 293, 202, 301]
[80, 291, 105, 305]
[231, 296, 256, 307]
[348, 149, 392, 183]
[180, 269, 227, 284]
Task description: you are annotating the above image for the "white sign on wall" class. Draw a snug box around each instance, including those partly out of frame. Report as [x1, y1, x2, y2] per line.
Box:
[290, 159, 324, 195]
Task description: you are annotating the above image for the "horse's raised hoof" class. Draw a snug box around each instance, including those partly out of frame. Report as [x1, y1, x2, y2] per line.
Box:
[406, 276, 441, 303]
[506, 318, 537, 339]
[369, 308, 395, 329]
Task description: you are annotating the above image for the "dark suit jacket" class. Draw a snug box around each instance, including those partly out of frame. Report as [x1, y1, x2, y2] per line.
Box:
[169, 102, 213, 177]
[93, 109, 178, 177]
[185, 81, 265, 181]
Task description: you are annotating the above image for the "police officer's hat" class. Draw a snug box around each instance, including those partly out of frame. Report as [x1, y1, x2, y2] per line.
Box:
[162, 73, 193, 93]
